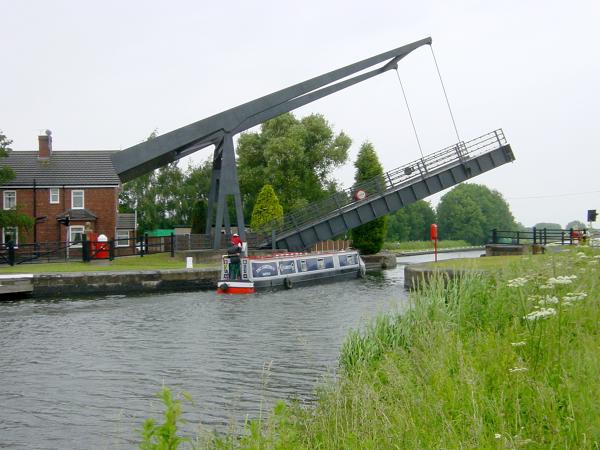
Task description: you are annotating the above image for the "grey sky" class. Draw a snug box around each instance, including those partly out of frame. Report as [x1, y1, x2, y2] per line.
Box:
[2, 0, 599, 228]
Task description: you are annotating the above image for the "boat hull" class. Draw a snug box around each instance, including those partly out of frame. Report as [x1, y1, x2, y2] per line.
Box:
[216, 281, 255, 294]
[217, 250, 365, 294]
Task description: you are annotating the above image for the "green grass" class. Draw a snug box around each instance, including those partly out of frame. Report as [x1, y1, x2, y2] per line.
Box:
[181, 246, 600, 448]
[0, 253, 215, 273]
[384, 239, 472, 252]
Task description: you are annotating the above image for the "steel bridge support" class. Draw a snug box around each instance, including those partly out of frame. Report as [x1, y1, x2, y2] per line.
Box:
[205, 134, 246, 248]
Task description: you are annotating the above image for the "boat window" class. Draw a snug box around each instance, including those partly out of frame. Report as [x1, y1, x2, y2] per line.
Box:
[298, 259, 308, 272]
[251, 261, 278, 278]
[305, 258, 319, 271]
[279, 260, 296, 275]
[338, 254, 356, 266]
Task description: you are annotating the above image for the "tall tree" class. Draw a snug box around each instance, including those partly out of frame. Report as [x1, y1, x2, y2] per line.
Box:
[350, 142, 387, 254]
[190, 199, 207, 234]
[250, 184, 284, 233]
[534, 222, 562, 230]
[437, 183, 516, 245]
[566, 220, 586, 230]
[119, 129, 214, 232]
[387, 200, 436, 242]
[237, 112, 351, 218]
[0, 131, 34, 232]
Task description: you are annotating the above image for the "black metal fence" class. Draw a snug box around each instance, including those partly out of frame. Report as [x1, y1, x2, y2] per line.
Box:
[0, 231, 276, 266]
[489, 228, 586, 246]
[0, 233, 176, 266]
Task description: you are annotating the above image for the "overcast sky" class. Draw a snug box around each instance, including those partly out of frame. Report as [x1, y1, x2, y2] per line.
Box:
[2, 0, 599, 228]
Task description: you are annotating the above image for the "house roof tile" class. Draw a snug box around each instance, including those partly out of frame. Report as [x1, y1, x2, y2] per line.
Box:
[0, 151, 121, 186]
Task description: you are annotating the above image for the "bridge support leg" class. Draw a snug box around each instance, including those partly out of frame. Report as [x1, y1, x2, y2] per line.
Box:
[206, 134, 246, 249]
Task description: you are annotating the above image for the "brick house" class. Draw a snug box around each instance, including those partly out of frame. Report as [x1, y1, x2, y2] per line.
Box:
[0, 131, 136, 249]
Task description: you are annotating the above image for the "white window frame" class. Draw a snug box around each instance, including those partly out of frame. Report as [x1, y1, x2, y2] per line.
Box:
[71, 190, 84, 209]
[50, 188, 60, 204]
[116, 229, 130, 247]
[3, 191, 16, 210]
[69, 225, 85, 248]
[2, 227, 18, 247]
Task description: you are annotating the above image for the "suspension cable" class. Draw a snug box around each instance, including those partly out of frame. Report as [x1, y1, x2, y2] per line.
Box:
[430, 45, 461, 143]
[394, 68, 424, 159]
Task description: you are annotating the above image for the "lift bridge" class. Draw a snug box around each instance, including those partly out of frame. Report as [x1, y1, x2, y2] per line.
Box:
[111, 37, 515, 250]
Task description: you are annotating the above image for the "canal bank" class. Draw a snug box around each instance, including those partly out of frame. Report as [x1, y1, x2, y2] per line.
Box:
[2, 252, 398, 298]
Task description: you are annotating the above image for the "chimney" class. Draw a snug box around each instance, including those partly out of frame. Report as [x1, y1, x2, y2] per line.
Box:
[38, 129, 53, 159]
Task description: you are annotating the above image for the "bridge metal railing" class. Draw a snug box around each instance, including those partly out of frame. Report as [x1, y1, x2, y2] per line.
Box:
[267, 129, 508, 238]
[489, 228, 586, 246]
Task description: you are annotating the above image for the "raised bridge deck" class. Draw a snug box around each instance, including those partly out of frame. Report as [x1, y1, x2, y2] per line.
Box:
[264, 129, 515, 251]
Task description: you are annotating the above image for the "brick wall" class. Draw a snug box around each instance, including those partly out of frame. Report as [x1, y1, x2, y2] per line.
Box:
[1, 187, 119, 244]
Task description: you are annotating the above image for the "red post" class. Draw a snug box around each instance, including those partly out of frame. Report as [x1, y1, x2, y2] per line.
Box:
[430, 223, 438, 262]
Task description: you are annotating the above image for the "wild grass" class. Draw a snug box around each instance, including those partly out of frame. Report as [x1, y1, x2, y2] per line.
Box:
[0, 253, 213, 273]
[384, 239, 472, 252]
[141, 247, 600, 449]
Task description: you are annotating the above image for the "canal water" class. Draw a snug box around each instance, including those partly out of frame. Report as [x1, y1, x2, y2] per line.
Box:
[0, 250, 481, 449]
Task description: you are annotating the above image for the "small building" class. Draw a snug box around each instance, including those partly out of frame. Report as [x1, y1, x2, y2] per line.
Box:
[0, 131, 135, 247]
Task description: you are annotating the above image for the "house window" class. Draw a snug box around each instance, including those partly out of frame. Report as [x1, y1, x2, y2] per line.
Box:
[2, 227, 18, 246]
[116, 229, 130, 247]
[69, 225, 85, 248]
[3, 191, 16, 210]
[71, 190, 84, 209]
[50, 188, 60, 204]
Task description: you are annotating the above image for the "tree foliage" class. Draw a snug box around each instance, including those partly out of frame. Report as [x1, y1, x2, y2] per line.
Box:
[533, 222, 562, 230]
[119, 131, 214, 232]
[250, 184, 284, 232]
[387, 200, 436, 242]
[0, 131, 34, 232]
[566, 220, 586, 230]
[437, 183, 517, 245]
[190, 199, 207, 234]
[0, 131, 16, 185]
[237, 112, 351, 217]
[350, 142, 387, 254]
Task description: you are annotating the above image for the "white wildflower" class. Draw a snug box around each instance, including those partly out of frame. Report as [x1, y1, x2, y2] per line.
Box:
[524, 308, 557, 321]
[538, 295, 559, 306]
[589, 260, 598, 265]
[511, 341, 526, 347]
[594, 255, 600, 259]
[563, 292, 587, 302]
[546, 275, 576, 285]
[577, 252, 587, 258]
[509, 367, 528, 373]
[495, 433, 502, 439]
[508, 277, 528, 288]
[539, 284, 553, 289]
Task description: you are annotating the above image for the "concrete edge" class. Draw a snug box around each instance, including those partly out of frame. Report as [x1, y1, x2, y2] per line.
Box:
[24, 268, 221, 299]
[404, 262, 485, 290]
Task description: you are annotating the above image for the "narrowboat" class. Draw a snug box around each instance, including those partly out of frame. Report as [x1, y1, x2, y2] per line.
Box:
[216, 250, 366, 294]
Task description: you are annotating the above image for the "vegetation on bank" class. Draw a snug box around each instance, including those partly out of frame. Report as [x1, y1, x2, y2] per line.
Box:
[140, 247, 600, 449]
[0, 253, 212, 273]
[383, 239, 471, 252]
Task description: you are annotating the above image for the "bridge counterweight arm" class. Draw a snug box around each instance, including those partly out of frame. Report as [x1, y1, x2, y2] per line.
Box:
[111, 37, 432, 182]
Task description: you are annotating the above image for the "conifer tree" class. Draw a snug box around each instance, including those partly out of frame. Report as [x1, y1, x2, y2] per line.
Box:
[250, 184, 284, 232]
[350, 142, 387, 254]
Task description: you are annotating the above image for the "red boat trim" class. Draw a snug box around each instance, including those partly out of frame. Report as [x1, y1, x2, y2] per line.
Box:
[217, 287, 255, 294]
